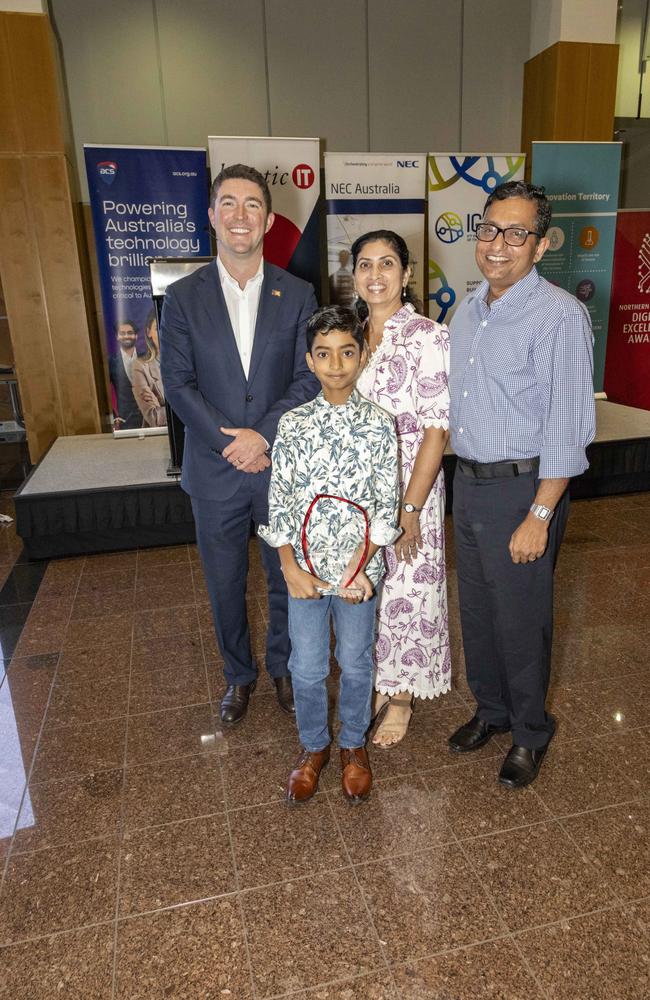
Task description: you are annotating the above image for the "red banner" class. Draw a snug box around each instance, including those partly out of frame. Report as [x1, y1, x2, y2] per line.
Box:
[604, 211, 650, 410]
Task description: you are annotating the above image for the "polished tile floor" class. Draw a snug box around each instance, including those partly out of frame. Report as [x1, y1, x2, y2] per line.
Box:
[0, 491, 649, 999]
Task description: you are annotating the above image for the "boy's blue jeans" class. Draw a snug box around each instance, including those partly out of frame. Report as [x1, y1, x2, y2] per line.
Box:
[288, 592, 377, 752]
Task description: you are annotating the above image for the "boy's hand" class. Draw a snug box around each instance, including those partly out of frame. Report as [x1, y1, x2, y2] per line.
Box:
[339, 570, 373, 603]
[283, 563, 328, 600]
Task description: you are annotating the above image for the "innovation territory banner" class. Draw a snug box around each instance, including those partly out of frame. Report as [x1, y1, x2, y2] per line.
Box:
[427, 154, 526, 324]
[531, 141, 622, 391]
[604, 210, 650, 410]
[324, 152, 426, 306]
[84, 145, 210, 434]
[208, 136, 321, 293]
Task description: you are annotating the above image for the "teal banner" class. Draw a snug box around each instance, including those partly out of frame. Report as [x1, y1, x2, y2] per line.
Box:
[531, 142, 622, 390]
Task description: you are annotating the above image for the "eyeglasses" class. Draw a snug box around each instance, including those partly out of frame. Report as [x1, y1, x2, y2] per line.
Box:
[475, 223, 542, 247]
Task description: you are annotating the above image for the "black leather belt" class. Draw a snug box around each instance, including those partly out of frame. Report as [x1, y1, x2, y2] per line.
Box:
[457, 457, 540, 478]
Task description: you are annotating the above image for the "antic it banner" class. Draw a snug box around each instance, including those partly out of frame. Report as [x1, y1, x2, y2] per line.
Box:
[604, 210, 650, 410]
[531, 141, 622, 391]
[427, 154, 525, 323]
[84, 145, 210, 434]
[208, 136, 321, 293]
[324, 152, 426, 307]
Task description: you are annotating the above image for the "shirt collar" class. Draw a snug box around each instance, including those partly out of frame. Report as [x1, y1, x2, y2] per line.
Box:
[315, 387, 361, 410]
[384, 302, 415, 330]
[469, 266, 541, 312]
[217, 255, 264, 292]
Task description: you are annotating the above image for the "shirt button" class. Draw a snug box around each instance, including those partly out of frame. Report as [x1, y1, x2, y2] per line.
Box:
[246, 394, 253, 402]
[463, 390, 468, 398]
[459, 427, 464, 434]
[481, 320, 487, 327]
[469, 357, 474, 365]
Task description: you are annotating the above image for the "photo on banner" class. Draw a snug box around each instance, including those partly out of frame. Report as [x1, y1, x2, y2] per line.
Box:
[84, 145, 210, 435]
[531, 141, 622, 391]
[604, 210, 650, 410]
[324, 152, 426, 306]
[427, 154, 525, 323]
[207, 136, 321, 293]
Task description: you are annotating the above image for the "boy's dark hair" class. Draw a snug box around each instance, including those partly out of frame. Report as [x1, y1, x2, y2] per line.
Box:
[306, 305, 365, 354]
[209, 163, 272, 214]
[483, 181, 552, 236]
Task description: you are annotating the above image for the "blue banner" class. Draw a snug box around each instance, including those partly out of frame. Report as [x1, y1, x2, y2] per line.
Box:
[84, 145, 210, 432]
[531, 142, 622, 390]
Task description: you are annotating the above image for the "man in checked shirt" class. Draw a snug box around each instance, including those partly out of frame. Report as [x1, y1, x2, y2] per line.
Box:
[447, 181, 595, 788]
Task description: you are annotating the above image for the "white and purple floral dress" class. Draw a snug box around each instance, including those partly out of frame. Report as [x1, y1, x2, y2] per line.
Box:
[357, 303, 451, 700]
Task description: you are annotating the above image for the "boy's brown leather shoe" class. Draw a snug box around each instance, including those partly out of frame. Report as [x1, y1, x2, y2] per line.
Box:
[340, 746, 372, 804]
[286, 746, 331, 804]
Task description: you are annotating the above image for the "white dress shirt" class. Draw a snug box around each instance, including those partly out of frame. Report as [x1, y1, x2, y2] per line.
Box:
[217, 256, 264, 379]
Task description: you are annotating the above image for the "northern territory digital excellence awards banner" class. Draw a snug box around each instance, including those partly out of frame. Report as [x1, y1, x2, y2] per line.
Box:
[324, 152, 426, 306]
[208, 136, 321, 293]
[531, 141, 622, 391]
[604, 211, 650, 410]
[427, 154, 525, 323]
[84, 145, 210, 434]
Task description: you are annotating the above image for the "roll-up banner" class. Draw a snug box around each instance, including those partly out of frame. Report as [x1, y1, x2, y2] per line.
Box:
[324, 152, 426, 306]
[84, 145, 210, 435]
[427, 154, 525, 323]
[208, 136, 321, 293]
[604, 210, 650, 410]
[531, 141, 622, 391]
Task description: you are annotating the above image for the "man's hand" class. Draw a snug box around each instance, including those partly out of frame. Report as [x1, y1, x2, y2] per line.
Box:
[509, 513, 549, 564]
[221, 427, 268, 472]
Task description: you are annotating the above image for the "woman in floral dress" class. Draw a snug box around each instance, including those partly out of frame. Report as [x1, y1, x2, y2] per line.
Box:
[353, 230, 451, 746]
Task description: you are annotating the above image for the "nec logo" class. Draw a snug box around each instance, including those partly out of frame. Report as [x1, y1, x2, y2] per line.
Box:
[97, 161, 118, 185]
[397, 160, 419, 168]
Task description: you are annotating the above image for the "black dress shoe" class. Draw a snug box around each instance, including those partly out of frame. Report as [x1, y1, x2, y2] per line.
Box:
[274, 675, 295, 715]
[220, 681, 256, 724]
[448, 714, 510, 753]
[498, 744, 549, 789]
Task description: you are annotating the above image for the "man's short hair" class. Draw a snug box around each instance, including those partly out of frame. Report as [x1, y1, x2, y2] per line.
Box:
[483, 181, 552, 237]
[116, 319, 137, 333]
[306, 306, 365, 355]
[209, 163, 272, 215]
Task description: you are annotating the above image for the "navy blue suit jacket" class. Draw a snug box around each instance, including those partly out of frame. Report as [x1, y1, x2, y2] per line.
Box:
[160, 259, 319, 500]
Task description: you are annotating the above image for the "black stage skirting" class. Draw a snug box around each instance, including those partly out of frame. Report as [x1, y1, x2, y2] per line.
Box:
[14, 437, 650, 560]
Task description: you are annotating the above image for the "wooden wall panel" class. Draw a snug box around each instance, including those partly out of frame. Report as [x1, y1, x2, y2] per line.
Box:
[585, 44, 619, 141]
[2, 12, 64, 154]
[0, 157, 63, 460]
[555, 43, 591, 138]
[0, 18, 21, 153]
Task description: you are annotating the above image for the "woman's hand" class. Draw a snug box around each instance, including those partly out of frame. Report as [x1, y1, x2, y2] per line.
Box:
[394, 510, 422, 565]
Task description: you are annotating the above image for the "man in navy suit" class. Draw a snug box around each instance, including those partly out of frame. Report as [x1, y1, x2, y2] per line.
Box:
[160, 164, 319, 724]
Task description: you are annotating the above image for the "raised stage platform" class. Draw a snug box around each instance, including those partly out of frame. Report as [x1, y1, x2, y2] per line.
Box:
[13, 401, 650, 559]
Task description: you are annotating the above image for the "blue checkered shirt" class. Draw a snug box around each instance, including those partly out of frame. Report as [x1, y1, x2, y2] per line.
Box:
[449, 268, 595, 479]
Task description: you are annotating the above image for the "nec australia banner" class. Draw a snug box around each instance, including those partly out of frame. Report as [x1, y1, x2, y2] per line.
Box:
[208, 136, 320, 293]
[604, 211, 650, 410]
[324, 153, 426, 306]
[427, 154, 525, 323]
[84, 145, 210, 434]
[531, 141, 622, 391]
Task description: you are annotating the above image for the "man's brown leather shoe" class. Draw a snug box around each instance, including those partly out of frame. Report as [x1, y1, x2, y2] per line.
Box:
[340, 746, 372, 804]
[286, 746, 330, 804]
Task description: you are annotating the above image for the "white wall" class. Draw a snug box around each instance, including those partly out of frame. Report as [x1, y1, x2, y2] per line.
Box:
[49, 0, 532, 201]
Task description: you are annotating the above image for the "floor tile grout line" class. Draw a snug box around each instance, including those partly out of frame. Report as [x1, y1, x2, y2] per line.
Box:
[110, 568, 135, 1000]
[322, 787, 402, 1000]
[0, 917, 116, 952]
[551, 812, 633, 910]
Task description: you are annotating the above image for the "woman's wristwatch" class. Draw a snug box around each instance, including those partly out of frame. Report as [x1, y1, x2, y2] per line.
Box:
[402, 502, 424, 513]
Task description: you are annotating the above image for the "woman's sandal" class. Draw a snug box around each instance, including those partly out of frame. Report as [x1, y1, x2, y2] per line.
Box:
[372, 694, 415, 748]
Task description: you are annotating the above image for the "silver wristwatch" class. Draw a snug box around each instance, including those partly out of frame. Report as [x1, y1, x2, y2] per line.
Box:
[402, 502, 424, 513]
[530, 503, 553, 522]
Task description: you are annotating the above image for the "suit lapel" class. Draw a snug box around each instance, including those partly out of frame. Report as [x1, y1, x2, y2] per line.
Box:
[247, 262, 284, 386]
[199, 260, 246, 382]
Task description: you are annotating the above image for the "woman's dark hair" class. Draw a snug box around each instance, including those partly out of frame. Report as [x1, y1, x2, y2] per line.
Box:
[349, 229, 420, 320]
[143, 309, 159, 362]
[306, 305, 364, 354]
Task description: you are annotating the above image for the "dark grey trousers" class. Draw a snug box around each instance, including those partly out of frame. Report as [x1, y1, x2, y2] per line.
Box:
[452, 465, 569, 749]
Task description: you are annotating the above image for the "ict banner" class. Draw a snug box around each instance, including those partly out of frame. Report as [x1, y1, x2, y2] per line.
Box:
[427, 154, 525, 323]
[604, 211, 650, 410]
[208, 136, 321, 292]
[324, 152, 426, 306]
[531, 141, 622, 391]
[84, 145, 210, 434]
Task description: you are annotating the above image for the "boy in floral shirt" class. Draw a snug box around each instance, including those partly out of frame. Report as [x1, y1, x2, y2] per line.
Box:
[259, 305, 399, 804]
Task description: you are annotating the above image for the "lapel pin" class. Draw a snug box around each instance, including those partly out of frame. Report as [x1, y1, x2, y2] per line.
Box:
[271, 288, 282, 297]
